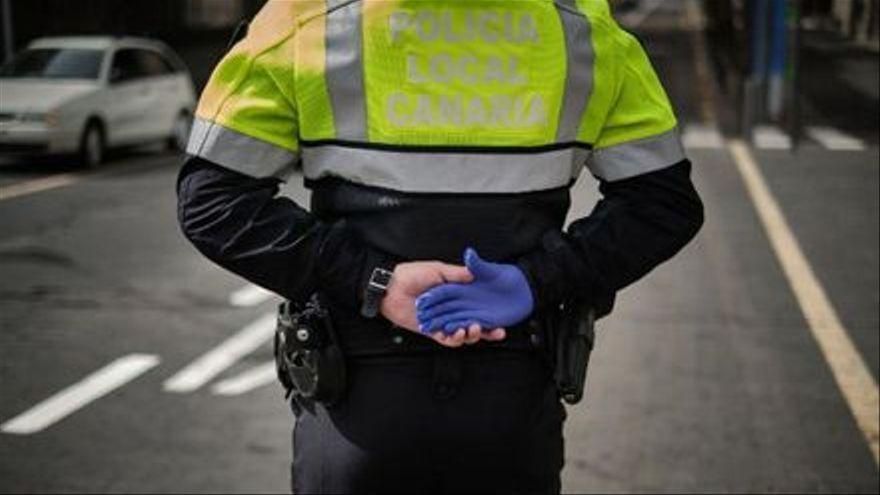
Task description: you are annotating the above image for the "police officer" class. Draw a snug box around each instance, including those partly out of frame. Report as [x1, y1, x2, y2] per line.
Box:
[177, 1, 703, 493]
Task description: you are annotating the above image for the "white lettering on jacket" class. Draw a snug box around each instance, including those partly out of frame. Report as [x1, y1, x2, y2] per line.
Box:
[389, 10, 540, 44]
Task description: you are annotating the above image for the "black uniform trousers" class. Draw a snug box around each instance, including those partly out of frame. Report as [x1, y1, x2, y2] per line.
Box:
[290, 347, 566, 494]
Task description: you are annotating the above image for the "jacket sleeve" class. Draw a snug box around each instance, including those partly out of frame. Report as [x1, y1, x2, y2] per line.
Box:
[517, 160, 704, 314]
[177, 2, 383, 310]
[516, 27, 704, 314]
[177, 156, 379, 311]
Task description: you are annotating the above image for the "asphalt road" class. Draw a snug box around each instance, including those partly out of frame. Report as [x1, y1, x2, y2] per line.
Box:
[1, 4, 878, 494]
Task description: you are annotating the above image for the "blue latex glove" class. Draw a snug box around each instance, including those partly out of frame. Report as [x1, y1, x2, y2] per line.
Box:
[416, 248, 534, 334]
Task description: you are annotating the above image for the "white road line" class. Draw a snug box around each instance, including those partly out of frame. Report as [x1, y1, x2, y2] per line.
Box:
[229, 284, 275, 308]
[753, 125, 792, 150]
[163, 313, 276, 393]
[211, 361, 278, 397]
[1, 354, 160, 435]
[0, 173, 82, 202]
[682, 123, 724, 149]
[728, 139, 879, 466]
[806, 126, 866, 151]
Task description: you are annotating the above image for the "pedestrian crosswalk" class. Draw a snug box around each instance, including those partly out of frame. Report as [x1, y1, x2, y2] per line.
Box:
[1, 284, 280, 436]
[163, 311, 277, 394]
[680, 123, 870, 151]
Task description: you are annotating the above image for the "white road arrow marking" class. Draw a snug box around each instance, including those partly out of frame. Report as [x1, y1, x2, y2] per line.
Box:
[211, 361, 278, 396]
[163, 313, 276, 393]
[1, 354, 160, 435]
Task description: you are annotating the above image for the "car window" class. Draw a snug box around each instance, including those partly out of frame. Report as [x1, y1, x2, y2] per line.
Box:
[110, 49, 143, 83]
[136, 50, 176, 77]
[0, 48, 104, 80]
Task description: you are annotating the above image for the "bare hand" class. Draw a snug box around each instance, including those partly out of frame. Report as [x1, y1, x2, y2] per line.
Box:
[380, 262, 506, 348]
[431, 323, 507, 348]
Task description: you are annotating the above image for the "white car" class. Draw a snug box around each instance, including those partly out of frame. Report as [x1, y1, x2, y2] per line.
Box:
[0, 36, 196, 167]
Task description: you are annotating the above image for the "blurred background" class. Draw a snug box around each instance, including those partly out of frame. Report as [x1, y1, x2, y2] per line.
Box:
[0, 0, 264, 87]
[0, 0, 877, 493]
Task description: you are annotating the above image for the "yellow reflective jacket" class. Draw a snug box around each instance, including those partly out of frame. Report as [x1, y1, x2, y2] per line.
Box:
[188, 0, 682, 193]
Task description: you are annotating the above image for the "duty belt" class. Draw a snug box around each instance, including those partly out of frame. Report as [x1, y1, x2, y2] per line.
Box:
[331, 309, 544, 359]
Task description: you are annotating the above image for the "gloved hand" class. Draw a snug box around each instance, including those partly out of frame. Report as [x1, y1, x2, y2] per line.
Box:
[416, 248, 535, 334]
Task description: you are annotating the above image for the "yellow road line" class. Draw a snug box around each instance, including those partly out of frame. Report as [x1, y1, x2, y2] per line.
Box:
[684, 0, 879, 466]
[729, 139, 879, 466]
[0, 172, 83, 202]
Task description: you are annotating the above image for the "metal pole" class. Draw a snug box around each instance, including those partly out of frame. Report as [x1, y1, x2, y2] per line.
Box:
[767, 0, 788, 120]
[1, 0, 13, 63]
[743, 0, 771, 139]
[787, 0, 803, 150]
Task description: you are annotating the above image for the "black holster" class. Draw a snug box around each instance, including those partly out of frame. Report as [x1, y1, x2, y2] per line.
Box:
[274, 295, 346, 407]
[543, 297, 605, 406]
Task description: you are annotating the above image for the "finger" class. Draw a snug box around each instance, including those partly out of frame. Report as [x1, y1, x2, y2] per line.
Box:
[463, 247, 496, 281]
[465, 324, 482, 345]
[417, 299, 473, 321]
[416, 295, 465, 314]
[447, 329, 467, 347]
[431, 328, 467, 348]
[423, 311, 488, 333]
[418, 321, 435, 334]
[481, 328, 507, 342]
[437, 263, 474, 284]
[435, 333, 462, 348]
[415, 285, 464, 310]
[426, 316, 465, 334]
[443, 320, 472, 334]
[431, 331, 455, 348]
[443, 319, 491, 334]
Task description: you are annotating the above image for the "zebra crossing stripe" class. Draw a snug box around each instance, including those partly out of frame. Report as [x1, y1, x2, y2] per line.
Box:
[229, 284, 275, 308]
[753, 125, 792, 150]
[682, 123, 724, 149]
[806, 126, 866, 151]
[1, 354, 160, 435]
[163, 313, 276, 393]
[211, 361, 278, 396]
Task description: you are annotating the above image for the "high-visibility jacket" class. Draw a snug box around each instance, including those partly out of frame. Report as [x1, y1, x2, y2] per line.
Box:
[181, 0, 702, 325]
[187, 0, 683, 193]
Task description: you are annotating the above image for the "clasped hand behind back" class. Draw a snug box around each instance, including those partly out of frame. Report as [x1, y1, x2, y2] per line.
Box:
[379, 248, 534, 349]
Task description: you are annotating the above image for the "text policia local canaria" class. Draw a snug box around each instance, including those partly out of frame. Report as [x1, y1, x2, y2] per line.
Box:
[385, 10, 549, 129]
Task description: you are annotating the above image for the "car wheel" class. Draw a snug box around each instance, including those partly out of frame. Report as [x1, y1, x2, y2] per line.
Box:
[168, 112, 192, 152]
[79, 122, 105, 169]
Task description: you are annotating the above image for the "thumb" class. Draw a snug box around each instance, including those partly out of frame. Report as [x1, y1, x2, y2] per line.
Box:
[464, 248, 496, 281]
[437, 263, 474, 284]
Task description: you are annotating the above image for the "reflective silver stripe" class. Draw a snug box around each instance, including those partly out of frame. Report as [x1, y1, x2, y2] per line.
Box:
[302, 145, 589, 193]
[325, 0, 367, 141]
[186, 117, 299, 180]
[587, 128, 686, 182]
[555, 1, 594, 142]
